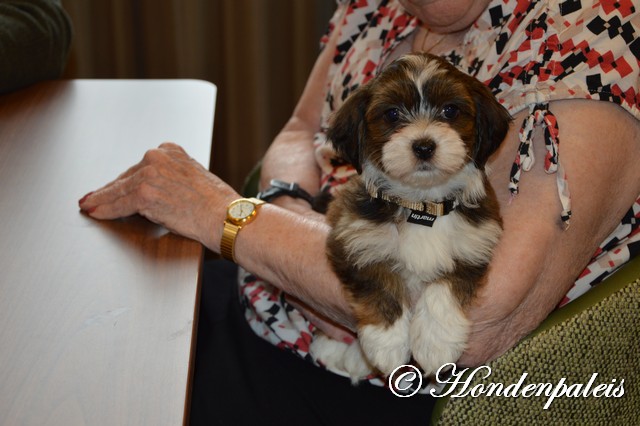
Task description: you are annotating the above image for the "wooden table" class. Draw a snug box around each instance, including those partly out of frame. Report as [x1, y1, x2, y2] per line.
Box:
[0, 80, 215, 425]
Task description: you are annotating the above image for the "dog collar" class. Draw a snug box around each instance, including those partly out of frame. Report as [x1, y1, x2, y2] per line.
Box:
[365, 181, 458, 216]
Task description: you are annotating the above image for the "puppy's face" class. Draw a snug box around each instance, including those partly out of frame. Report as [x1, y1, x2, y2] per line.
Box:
[328, 53, 511, 188]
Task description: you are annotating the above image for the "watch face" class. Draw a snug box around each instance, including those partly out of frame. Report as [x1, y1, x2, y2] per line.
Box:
[228, 199, 256, 221]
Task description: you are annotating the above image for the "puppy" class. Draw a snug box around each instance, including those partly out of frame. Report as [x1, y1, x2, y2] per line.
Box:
[309, 53, 511, 382]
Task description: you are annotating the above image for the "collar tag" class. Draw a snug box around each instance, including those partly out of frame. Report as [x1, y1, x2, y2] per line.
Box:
[407, 210, 437, 227]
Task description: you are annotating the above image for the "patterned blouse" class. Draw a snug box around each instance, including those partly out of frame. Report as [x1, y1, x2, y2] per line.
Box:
[239, 0, 640, 385]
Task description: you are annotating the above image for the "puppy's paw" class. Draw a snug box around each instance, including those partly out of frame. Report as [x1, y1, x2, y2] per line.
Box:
[410, 283, 469, 375]
[358, 311, 411, 376]
[309, 333, 373, 383]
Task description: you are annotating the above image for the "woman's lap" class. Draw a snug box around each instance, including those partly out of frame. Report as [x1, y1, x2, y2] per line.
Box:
[189, 259, 435, 425]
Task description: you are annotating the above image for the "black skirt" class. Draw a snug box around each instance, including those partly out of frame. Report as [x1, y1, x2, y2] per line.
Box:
[189, 260, 435, 426]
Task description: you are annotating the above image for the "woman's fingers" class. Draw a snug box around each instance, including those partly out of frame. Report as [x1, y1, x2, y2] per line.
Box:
[158, 141, 185, 152]
[78, 143, 240, 251]
[108, 143, 187, 182]
[79, 144, 184, 212]
[79, 165, 149, 216]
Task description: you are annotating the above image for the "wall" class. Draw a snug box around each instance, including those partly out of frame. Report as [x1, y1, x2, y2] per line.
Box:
[61, 0, 336, 190]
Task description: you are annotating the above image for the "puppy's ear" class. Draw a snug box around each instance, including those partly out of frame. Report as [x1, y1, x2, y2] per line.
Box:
[326, 86, 372, 174]
[470, 81, 512, 168]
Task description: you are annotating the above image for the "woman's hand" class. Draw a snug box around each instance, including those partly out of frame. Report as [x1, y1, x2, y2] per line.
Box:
[78, 142, 240, 252]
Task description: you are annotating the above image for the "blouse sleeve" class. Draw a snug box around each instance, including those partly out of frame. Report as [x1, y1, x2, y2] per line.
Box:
[469, 0, 640, 225]
[475, 0, 639, 120]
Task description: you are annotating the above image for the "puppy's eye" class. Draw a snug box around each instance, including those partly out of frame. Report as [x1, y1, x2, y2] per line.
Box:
[441, 104, 460, 120]
[383, 108, 401, 123]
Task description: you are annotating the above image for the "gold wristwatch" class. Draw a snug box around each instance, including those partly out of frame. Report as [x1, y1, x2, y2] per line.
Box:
[220, 197, 265, 263]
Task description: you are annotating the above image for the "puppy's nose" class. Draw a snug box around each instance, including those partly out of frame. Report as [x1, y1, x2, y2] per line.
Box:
[412, 139, 436, 161]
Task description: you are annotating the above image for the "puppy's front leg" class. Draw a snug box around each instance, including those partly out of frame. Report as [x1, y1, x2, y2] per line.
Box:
[358, 307, 411, 377]
[410, 281, 470, 376]
[309, 332, 374, 383]
[346, 263, 412, 376]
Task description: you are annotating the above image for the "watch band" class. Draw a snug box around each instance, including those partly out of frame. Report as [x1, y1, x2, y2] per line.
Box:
[220, 221, 239, 263]
[256, 179, 315, 206]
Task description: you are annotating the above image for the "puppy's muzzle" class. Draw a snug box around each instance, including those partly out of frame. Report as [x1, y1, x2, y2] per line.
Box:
[412, 139, 436, 161]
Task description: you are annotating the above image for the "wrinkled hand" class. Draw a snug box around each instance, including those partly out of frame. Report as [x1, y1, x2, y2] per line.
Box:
[78, 142, 239, 251]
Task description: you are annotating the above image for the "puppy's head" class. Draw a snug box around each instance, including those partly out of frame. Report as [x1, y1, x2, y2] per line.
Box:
[327, 53, 512, 187]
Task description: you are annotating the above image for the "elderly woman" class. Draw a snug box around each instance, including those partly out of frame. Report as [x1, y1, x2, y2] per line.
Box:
[80, 0, 640, 423]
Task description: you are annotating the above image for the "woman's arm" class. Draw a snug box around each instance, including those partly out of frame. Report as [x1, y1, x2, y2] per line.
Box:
[79, 98, 640, 363]
[0, 0, 73, 94]
[78, 143, 355, 327]
[460, 99, 640, 365]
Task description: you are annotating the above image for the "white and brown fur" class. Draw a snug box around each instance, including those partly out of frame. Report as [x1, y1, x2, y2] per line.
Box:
[309, 53, 512, 381]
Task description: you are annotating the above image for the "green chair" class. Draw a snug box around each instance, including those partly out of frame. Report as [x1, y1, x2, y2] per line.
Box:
[431, 255, 640, 425]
